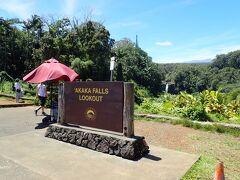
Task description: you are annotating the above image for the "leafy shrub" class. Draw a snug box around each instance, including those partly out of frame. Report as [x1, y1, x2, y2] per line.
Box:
[208, 113, 226, 121]
[226, 87, 240, 102]
[173, 91, 196, 108]
[181, 105, 208, 121]
[226, 100, 240, 117]
[0, 81, 14, 94]
[199, 89, 226, 114]
[229, 115, 240, 124]
[220, 83, 240, 93]
[158, 93, 175, 102]
[161, 101, 174, 114]
[24, 90, 36, 96]
[132, 81, 151, 104]
[137, 89, 240, 123]
[139, 98, 162, 114]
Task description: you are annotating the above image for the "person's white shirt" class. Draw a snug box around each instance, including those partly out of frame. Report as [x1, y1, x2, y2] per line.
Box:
[15, 82, 21, 90]
[37, 83, 46, 97]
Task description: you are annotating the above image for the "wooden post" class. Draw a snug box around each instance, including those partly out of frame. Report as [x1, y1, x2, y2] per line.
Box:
[58, 83, 65, 124]
[123, 82, 134, 137]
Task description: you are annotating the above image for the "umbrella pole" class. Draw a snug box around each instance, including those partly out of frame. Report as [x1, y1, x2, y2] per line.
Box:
[50, 82, 53, 121]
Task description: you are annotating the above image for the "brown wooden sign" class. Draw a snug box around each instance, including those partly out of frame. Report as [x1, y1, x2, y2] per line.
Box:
[63, 82, 124, 133]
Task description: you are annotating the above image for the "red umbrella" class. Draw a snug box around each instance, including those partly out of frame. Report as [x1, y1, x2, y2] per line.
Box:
[23, 58, 79, 83]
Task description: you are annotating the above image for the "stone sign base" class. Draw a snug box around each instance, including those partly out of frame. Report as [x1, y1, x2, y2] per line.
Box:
[45, 124, 149, 160]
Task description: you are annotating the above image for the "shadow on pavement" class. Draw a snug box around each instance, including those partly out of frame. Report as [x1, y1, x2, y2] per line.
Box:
[143, 154, 162, 161]
[35, 115, 56, 129]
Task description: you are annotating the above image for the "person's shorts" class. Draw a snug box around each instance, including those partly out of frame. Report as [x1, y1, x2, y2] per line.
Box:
[16, 92, 21, 98]
[38, 96, 46, 106]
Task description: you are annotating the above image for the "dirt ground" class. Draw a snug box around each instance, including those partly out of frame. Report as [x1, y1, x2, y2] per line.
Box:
[0, 98, 16, 105]
[135, 120, 240, 179]
[0, 96, 32, 106]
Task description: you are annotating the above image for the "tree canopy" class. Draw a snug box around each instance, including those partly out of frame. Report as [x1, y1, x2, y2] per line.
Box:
[1, 15, 240, 96]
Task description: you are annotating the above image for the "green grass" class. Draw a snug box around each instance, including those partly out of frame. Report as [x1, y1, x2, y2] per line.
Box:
[182, 156, 216, 180]
[186, 134, 240, 179]
[173, 119, 240, 137]
[207, 113, 240, 125]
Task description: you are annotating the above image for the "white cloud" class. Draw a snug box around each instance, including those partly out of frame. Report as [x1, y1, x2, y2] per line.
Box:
[155, 41, 173, 46]
[0, 0, 35, 19]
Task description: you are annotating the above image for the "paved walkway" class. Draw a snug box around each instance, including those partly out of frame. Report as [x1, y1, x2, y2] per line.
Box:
[0, 107, 199, 180]
[0, 106, 51, 137]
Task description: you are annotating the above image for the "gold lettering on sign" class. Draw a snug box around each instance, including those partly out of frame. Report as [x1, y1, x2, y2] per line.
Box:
[74, 88, 92, 94]
[92, 88, 109, 94]
[74, 87, 109, 102]
[79, 95, 103, 102]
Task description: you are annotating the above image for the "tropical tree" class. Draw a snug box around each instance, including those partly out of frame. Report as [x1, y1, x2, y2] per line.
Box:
[112, 38, 164, 95]
[69, 21, 114, 80]
[0, 18, 27, 78]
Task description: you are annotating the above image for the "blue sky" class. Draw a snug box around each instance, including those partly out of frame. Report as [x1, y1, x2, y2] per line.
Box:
[1, 0, 240, 63]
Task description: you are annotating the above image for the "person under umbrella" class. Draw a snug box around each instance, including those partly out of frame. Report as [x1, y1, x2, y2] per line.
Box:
[35, 82, 47, 116]
[23, 58, 79, 117]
